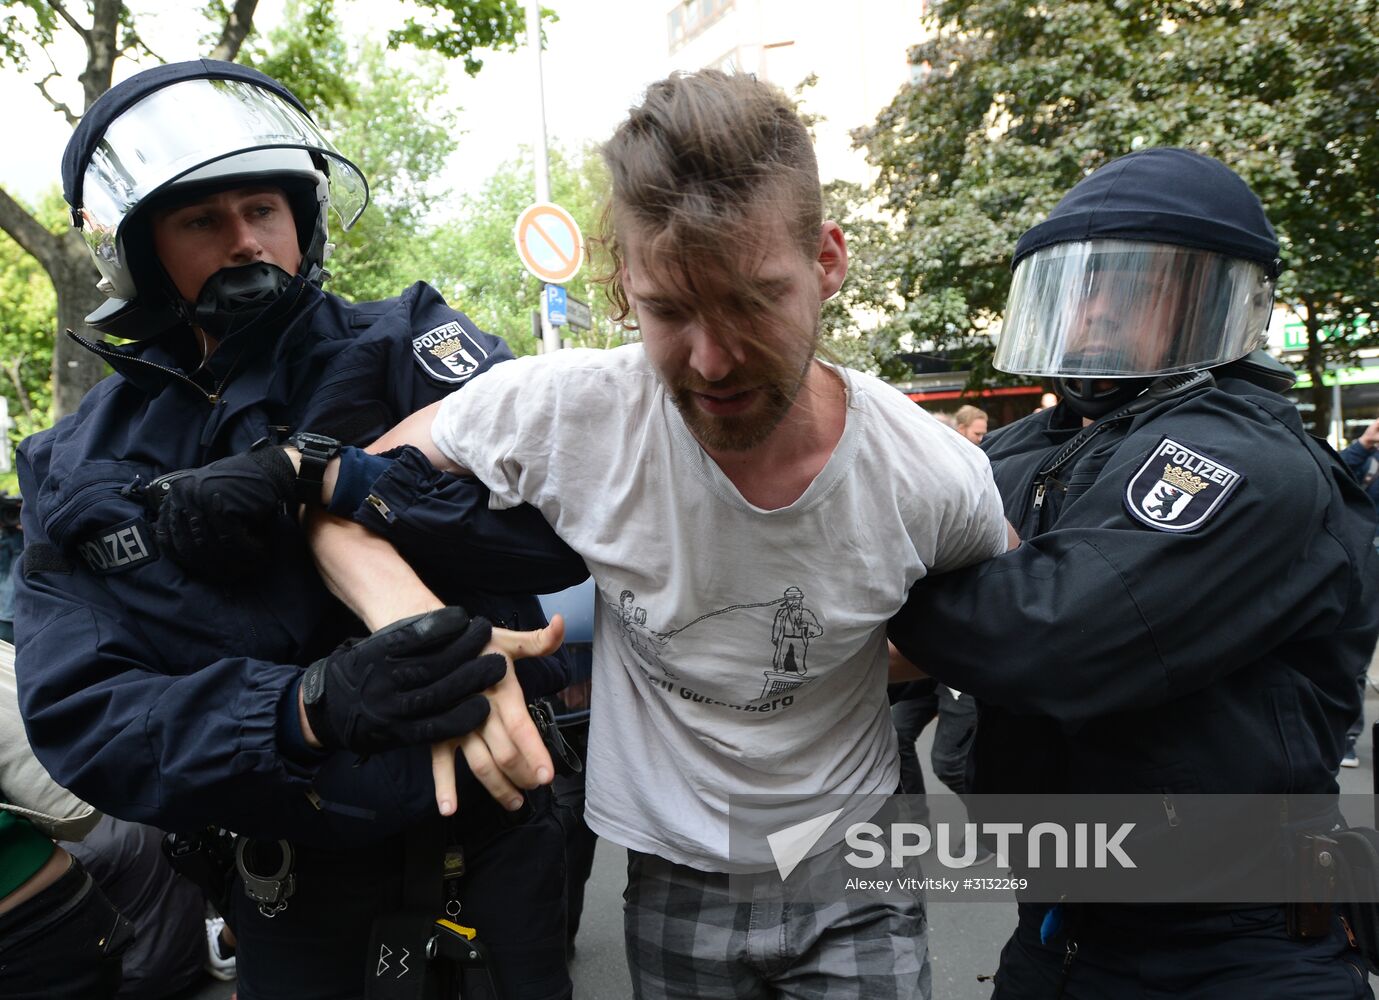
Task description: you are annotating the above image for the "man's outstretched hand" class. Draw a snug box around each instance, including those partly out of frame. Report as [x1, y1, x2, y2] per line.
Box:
[431, 615, 566, 816]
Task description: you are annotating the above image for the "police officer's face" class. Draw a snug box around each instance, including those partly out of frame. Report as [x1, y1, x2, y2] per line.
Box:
[151, 186, 302, 303]
[1069, 267, 1181, 374]
[623, 213, 847, 454]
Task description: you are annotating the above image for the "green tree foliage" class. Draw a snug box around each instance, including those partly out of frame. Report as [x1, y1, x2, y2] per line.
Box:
[819, 179, 912, 378]
[249, 2, 461, 303]
[323, 45, 459, 304]
[424, 146, 625, 356]
[389, 0, 547, 76]
[0, 191, 64, 468]
[853, 0, 1379, 424]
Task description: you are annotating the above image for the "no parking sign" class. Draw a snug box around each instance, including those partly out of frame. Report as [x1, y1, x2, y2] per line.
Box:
[514, 202, 584, 284]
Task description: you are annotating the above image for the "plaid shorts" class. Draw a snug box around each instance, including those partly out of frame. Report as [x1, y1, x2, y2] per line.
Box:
[623, 850, 931, 999]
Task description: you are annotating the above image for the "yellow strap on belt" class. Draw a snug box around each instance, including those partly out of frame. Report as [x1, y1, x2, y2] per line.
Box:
[435, 918, 477, 941]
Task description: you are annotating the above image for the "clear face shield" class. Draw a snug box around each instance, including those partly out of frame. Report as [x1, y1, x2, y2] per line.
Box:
[994, 240, 1275, 379]
[77, 78, 367, 295]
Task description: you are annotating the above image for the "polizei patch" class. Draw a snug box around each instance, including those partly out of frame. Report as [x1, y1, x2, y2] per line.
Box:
[1124, 437, 1242, 533]
[411, 321, 489, 384]
[78, 517, 157, 575]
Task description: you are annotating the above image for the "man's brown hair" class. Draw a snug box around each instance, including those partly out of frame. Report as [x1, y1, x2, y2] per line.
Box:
[594, 70, 823, 330]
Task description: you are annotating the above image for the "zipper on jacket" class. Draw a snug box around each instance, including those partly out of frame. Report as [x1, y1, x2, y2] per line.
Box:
[364, 494, 394, 523]
[70, 328, 252, 411]
[69, 330, 219, 405]
[47, 478, 129, 539]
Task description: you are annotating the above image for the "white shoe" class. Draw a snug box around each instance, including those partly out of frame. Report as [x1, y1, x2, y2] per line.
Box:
[205, 916, 237, 981]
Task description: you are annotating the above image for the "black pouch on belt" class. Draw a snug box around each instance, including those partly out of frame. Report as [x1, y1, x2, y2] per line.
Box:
[1286, 833, 1337, 940]
[366, 816, 502, 1000]
[1330, 828, 1379, 973]
[161, 827, 237, 928]
[367, 911, 444, 1000]
[368, 910, 498, 1000]
[529, 698, 583, 777]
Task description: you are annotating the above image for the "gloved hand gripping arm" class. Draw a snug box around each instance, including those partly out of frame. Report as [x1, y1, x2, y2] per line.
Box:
[305, 509, 563, 815]
[298, 607, 506, 754]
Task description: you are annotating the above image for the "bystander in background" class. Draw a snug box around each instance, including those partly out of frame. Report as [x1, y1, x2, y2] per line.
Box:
[1340, 415, 1379, 766]
[953, 405, 988, 445]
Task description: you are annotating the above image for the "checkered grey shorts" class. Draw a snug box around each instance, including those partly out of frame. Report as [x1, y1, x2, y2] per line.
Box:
[623, 850, 932, 999]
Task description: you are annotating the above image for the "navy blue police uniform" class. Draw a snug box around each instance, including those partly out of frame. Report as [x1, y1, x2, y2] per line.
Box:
[15, 280, 586, 999]
[893, 370, 1379, 1000]
[889, 149, 1379, 999]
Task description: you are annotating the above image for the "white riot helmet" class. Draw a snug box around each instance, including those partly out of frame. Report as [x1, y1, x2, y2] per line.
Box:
[61, 60, 368, 339]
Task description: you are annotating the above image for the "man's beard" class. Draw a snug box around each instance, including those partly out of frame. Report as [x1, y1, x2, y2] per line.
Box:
[664, 325, 819, 453]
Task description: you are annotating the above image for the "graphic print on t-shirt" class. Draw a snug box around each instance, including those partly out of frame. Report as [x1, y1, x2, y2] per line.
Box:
[608, 585, 825, 706]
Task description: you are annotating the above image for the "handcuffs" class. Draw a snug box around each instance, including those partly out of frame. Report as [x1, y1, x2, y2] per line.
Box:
[236, 837, 296, 918]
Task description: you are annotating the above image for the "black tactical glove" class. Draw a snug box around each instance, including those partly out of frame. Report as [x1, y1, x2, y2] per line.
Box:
[300, 607, 507, 754]
[151, 446, 296, 579]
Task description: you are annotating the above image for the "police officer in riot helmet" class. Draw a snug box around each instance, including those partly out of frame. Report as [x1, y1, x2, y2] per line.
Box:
[15, 61, 583, 999]
[891, 148, 1379, 996]
[997, 148, 1283, 421]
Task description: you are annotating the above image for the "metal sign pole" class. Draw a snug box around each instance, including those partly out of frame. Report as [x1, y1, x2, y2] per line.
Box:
[526, 0, 561, 354]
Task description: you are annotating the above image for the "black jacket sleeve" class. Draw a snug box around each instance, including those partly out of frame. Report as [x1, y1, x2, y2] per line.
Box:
[12, 422, 439, 848]
[336, 446, 587, 596]
[302, 283, 588, 594]
[890, 394, 1379, 724]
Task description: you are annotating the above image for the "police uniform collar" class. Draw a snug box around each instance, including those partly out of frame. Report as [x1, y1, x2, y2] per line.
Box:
[66, 281, 325, 397]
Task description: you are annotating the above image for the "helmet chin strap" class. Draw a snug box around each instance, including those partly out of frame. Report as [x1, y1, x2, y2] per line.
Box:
[1053, 375, 1152, 420]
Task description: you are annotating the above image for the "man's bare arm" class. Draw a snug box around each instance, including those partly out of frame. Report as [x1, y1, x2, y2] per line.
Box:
[307, 514, 445, 632]
[367, 399, 456, 463]
[305, 511, 556, 814]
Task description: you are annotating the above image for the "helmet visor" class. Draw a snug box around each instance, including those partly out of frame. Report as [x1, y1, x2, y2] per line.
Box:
[995, 240, 1274, 378]
[78, 78, 367, 258]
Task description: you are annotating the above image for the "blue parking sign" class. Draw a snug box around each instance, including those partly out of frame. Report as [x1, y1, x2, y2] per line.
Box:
[545, 284, 568, 326]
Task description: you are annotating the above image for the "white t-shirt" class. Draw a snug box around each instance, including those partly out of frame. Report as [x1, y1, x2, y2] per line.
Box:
[433, 345, 1007, 871]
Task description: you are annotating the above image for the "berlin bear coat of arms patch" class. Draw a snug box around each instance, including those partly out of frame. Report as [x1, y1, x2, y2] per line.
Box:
[1124, 437, 1242, 532]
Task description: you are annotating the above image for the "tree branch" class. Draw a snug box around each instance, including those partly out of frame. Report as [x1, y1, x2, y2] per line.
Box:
[46, 0, 89, 41]
[0, 186, 63, 272]
[209, 0, 260, 62]
[78, 0, 121, 111]
[119, 29, 164, 64]
[34, 72, 79, 127]
[3, 358, 34, 419]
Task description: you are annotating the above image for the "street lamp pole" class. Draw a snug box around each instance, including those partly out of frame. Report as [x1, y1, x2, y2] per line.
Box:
[527, 0, 561, 354]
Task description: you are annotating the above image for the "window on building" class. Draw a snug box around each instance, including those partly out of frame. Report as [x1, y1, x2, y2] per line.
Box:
[667, 0, 736, 53]
[705, 47, 743, 74]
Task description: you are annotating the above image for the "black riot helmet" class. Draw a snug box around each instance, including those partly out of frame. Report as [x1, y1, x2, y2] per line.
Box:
[61, 60, 369, 340]
[995, 149, 1281, 419]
